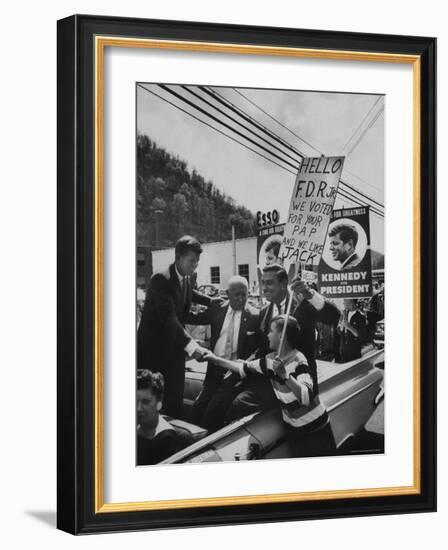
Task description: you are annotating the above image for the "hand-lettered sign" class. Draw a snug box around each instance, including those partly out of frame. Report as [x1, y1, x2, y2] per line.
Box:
[280, 156, 344, 273]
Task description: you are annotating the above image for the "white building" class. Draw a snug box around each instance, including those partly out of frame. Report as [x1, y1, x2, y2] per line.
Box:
[151, 236, 259, 290]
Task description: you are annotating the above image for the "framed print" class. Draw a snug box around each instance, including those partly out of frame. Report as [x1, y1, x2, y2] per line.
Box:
[57, 15, 436, 534]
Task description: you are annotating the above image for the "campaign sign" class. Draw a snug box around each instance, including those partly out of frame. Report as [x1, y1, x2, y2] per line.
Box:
[279, 156, 344, 274]
[257, 223, 285, 269]
[318, 206, 373, 298]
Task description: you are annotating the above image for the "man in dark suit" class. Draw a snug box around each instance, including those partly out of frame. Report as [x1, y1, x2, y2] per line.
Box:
[337, 299, 367, 362]
[226, 264, 341, 420]
[137, 236, 220, 418]
[188, 275, 262, 432]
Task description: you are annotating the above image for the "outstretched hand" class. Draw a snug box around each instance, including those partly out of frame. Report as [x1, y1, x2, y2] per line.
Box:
[203, 350, 218, 362]
[194, 349, 217, 363]
[191, 346, 210, 362]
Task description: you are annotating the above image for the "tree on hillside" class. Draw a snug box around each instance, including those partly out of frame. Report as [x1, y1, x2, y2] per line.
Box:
[137, 135, 256, 248]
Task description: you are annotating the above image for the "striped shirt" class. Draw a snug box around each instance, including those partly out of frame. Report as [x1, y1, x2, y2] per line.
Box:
[241, 352, 328, 431]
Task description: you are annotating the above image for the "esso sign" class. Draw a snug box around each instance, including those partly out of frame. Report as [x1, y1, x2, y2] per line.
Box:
[256, 209, 280, 228]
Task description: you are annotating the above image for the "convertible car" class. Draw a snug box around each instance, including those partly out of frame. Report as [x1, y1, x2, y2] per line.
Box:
[160, 348, 384, 464]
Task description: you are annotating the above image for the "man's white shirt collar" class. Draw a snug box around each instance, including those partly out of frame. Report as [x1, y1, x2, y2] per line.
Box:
[137, 415, 174, 439]
[280, 295, 288, 311]
[273, 293, 289, 316]
[227, 304, 242, 318]
[155, 415, 175, 436]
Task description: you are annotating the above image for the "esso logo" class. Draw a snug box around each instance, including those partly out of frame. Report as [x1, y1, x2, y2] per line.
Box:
[256, 209, 279, 228]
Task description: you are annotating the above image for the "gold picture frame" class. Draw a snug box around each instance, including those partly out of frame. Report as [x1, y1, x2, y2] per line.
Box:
[58, 15, 436, 534]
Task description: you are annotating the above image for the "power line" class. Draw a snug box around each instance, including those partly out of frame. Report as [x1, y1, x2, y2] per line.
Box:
[200, 86, 383, 211]
[339, 178, 383, 209]
[338, 187, 384, 217]
[345, 107, 384, 157]
[336, 190, 384, 220]
[140, 85, 382, 216]
[138, 84, 383, 218]
[233, 87, 320, 154]
[202, 86, 307, 162]
[159, 84, 300, 172]
[340, 96, 383, 153]
[175, 85, 384, 215]
[180, 85, 301, 166]
[336, 191, 361, 208]
[343, 168, 383, 194]
[230, 87, 384, 205]
[137, 84, 297, 174]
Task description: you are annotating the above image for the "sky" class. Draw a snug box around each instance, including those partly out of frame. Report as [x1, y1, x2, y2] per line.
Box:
[137, 84, 384, 252]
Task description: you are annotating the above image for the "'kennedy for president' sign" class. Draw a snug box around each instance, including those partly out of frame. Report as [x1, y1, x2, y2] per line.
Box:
[318, 206, 373, 298]
[279, 156, 344, 272]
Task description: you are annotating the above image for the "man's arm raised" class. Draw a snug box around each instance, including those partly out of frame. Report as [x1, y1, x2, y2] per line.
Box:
[291, 276, 340, 323]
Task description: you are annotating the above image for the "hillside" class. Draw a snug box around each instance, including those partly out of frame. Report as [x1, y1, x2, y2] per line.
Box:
[137, 135, 256, 248]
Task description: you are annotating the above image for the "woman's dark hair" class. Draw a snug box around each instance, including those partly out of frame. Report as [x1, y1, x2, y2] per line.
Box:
[271, 314, 301, 349]
[137, 370, 165, 401]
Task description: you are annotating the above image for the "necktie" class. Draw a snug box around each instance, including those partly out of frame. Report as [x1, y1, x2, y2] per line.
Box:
[224, 310, 236, 360]
[182, 276, 189, 310]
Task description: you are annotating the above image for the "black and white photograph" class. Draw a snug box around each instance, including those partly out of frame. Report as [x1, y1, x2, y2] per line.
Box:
[135, 84, 385, 466]
[51, 10, 436, 536]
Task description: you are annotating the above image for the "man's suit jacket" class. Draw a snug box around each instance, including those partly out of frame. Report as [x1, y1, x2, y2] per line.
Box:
[341, 252, 361, 270]
[258, 292, 340, 392]
[338, 309, 366, 362]
[188, 301, 262, 385]
[137, 263, 211, 374]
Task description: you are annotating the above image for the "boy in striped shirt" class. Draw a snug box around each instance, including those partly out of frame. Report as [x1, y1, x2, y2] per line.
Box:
[204, 314, 336, 458]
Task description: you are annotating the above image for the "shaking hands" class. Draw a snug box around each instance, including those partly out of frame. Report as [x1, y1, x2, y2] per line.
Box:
[191, 347, 220, 363]
[191, 346, 210, 362]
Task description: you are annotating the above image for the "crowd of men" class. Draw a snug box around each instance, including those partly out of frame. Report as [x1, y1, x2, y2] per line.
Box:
[136, 235, 383, 464]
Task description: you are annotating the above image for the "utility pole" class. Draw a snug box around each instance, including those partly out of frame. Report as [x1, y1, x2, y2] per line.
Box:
[232, 223, 237, 275]
[154, 209, 163, 248]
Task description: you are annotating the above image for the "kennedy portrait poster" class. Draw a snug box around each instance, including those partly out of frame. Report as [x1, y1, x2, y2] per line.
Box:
[318, 206, 373, 298]
[135, 84, 385, 466]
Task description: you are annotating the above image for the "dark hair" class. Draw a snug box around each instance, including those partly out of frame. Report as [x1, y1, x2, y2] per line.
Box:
[271, 315, 301, 349]
[174, 235, 203, 259]
[328, 223, 358, 248]
[137, 370, 165, 401]
[265, 239, 281, 256]
[262, 263, 288, 284]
